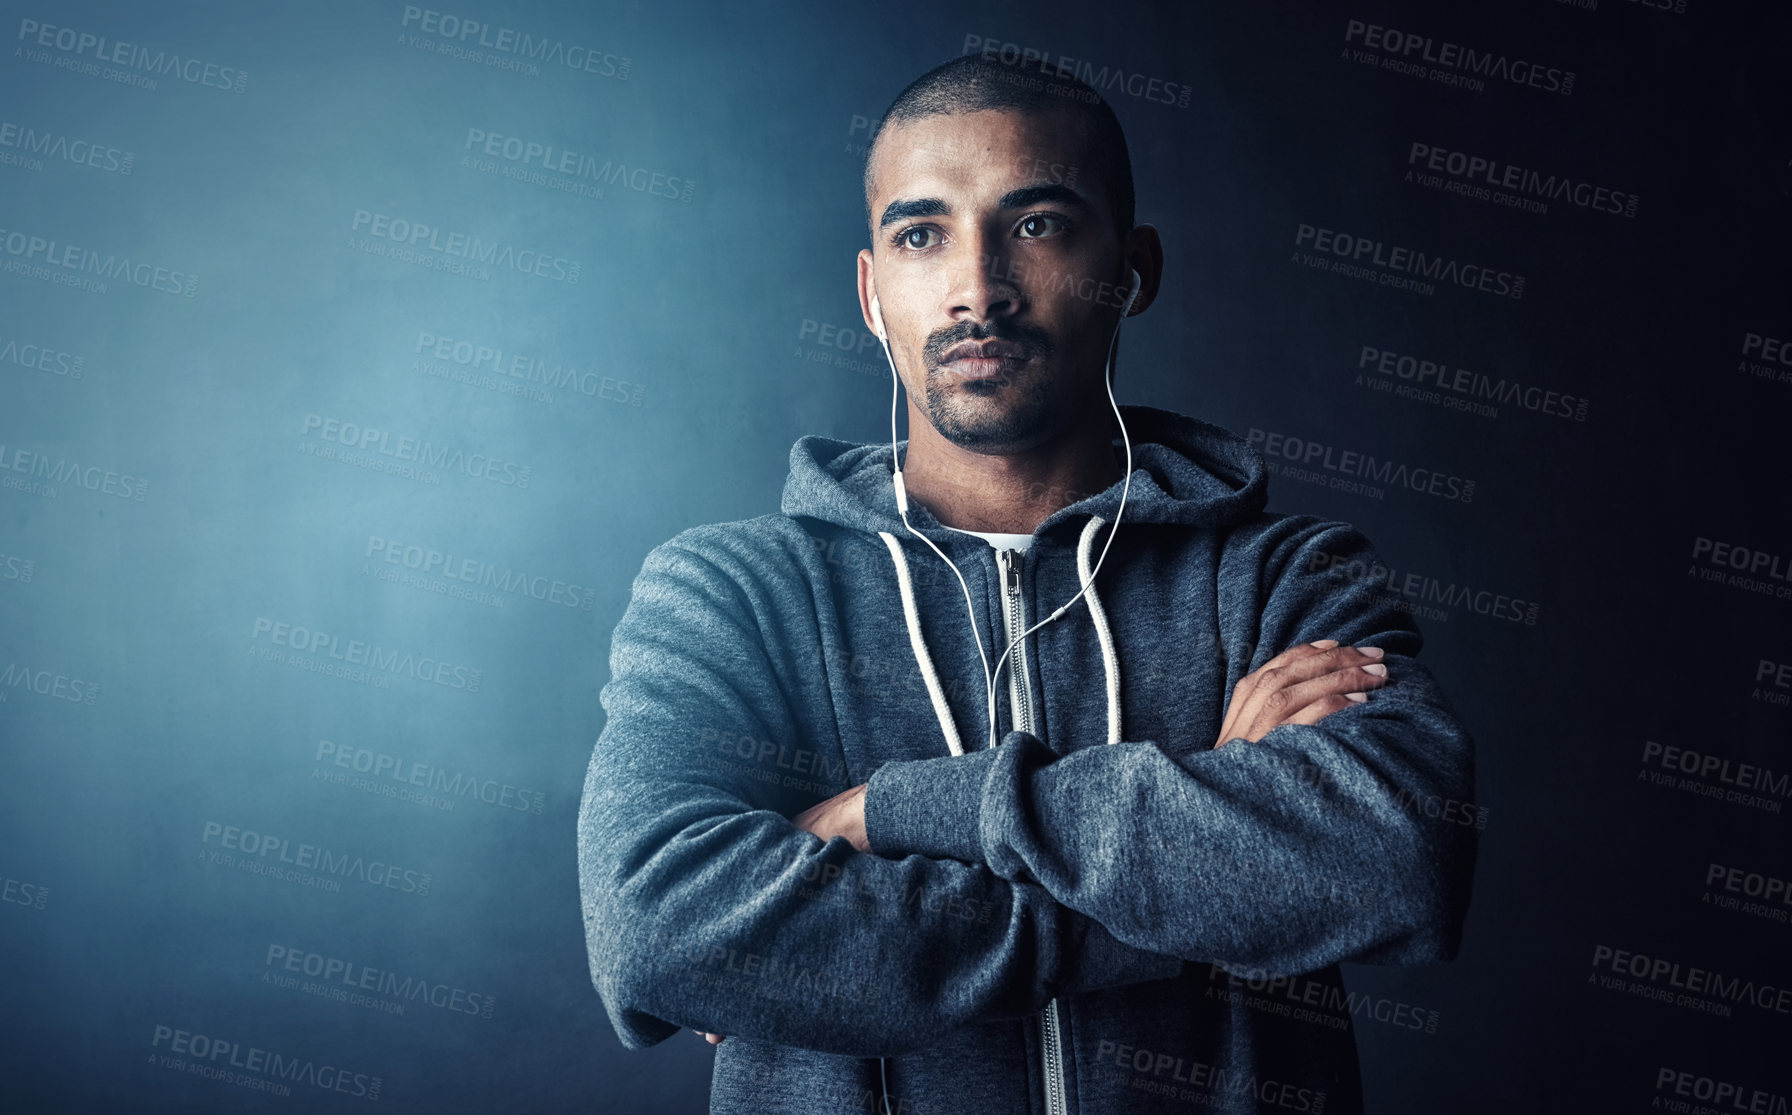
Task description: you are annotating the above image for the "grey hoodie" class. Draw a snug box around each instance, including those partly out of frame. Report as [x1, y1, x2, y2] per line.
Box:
[577, 404, 1476, 1115]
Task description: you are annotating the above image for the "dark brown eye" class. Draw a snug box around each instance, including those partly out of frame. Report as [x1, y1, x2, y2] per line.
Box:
[899, 227, 939, 250]
[1018, 214, 1065, 238]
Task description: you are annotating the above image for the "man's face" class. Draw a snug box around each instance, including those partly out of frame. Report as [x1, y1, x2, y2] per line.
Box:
[859, 108, 1129, 454]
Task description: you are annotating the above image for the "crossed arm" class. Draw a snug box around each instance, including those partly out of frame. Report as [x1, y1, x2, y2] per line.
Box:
[695, 638, 1395, 1044]
[840, 518, 1477, 974]
[589, 522, 1475, 1054]
[801, 638, 1391, 854]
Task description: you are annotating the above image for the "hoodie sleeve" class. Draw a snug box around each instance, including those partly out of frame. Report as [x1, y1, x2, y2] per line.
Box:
[577, 536, 1185, 1058]
[862, 517, 1478, 977]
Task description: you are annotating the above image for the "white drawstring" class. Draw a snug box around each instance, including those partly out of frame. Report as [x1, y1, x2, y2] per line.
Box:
[877, 530, 968, 757]
[1074, 516, 1122, 746]
[878, 513, 1120, 755]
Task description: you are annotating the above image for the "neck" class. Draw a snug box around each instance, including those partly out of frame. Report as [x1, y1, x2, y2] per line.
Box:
[898, 401, 1126, 535]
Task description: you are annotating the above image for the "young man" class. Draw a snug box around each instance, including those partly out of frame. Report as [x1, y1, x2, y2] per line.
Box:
[578, 54, 1476, 1115]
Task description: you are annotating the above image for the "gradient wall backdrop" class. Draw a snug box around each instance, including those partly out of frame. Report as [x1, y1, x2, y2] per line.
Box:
[2, 0, 1788, 1111]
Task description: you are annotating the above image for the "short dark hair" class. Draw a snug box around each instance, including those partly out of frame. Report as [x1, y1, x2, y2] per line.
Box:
[863, 53, 1136, 243]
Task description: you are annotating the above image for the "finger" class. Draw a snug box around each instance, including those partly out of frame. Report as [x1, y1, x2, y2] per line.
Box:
[1250, 663, 1389, 739]
[1221, 641, 1341, 734]
[1237, 650, 1386, 739]
[706, 1033, 725, 1044]
[1250, 645, 1387, 697]
[1218, 643, 1380, 748]
[1225, 642, 1318, 707]
[1273, 661, 1390, 715]
[1252, 639, 1347, 677]
[1279, 692, 1370, 728]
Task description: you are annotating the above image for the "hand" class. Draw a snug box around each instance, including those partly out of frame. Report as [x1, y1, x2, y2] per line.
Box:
[695, 1029, 724, 1045]
[790, 782, 870, 853]
[1213, 639, 1389, 749]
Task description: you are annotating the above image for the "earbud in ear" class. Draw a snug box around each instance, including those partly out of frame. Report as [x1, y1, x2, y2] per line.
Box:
[1124, 269, 1142, 315]
[870, 296, 887, 341]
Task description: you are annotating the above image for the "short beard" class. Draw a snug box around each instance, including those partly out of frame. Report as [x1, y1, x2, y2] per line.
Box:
[921, 371, 1054, 450]
[918, 320, 1060, 451]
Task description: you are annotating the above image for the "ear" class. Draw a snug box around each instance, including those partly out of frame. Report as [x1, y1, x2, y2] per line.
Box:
[1120, 225, 1164, 317]
[857, 248, 885, 340]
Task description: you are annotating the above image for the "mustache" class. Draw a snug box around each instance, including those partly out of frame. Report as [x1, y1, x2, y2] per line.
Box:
[921, 320, 1056, 366]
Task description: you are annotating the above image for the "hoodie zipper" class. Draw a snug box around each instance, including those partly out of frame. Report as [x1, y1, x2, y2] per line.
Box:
[996, 547, 1065, 1115]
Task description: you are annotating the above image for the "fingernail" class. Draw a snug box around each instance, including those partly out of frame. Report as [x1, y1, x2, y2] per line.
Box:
[1363, 663, 1387, 676]
[1310, 639, 1338, 649]
[1346, 692, 1367, 702]
[1356, 646, 1385, 658]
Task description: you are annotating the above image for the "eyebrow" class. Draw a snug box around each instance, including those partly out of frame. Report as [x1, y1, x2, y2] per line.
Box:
[877, 183, 1094, 230]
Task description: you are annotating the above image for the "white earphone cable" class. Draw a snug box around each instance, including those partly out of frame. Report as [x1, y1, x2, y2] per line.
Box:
[873, 271, 1140, 752]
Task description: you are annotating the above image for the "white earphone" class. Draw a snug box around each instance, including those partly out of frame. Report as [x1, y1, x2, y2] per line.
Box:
[870, 267, 1142, 752]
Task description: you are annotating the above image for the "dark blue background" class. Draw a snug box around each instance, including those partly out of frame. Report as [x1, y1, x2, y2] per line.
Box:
[1, 0, 1787, 1110]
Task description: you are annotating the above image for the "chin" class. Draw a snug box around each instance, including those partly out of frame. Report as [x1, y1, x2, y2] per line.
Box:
[923, 367, 1056, 448]
[934, 409, 1056, 453]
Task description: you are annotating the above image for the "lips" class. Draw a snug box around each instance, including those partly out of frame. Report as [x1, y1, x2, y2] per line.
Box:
[941, 340, 1029, 380]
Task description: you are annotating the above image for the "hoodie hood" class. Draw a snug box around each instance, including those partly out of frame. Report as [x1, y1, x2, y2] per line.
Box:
[779, 404, 1270, 543]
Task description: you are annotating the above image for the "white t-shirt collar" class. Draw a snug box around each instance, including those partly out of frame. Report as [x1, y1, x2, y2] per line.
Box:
[939, 523, 1034, 553]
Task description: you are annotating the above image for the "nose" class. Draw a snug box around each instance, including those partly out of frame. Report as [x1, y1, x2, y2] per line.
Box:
[939, 225, 1021, 329]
